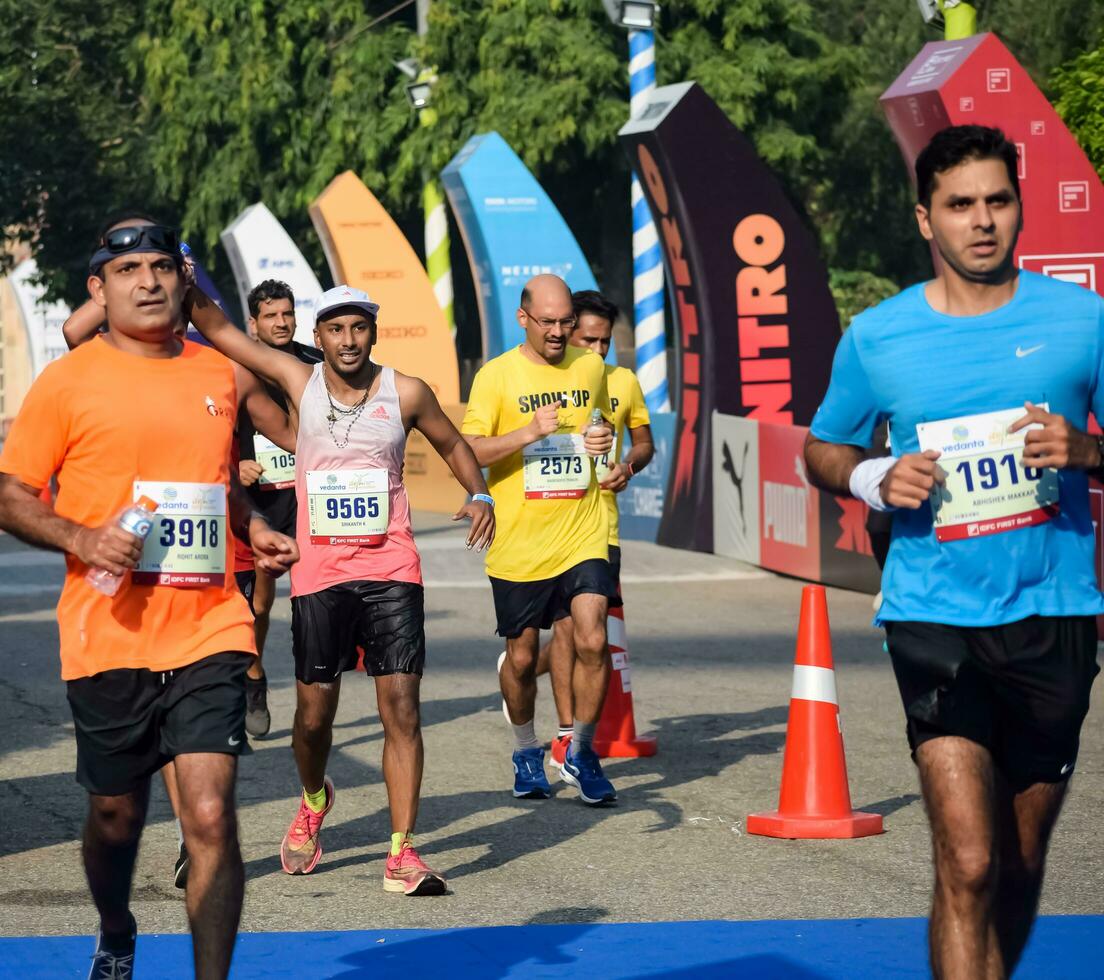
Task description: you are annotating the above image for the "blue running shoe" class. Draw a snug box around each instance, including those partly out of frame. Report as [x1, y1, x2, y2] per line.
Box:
[88, 912, 136, 979]
[560, 744, 617, 805]
[512, 747, 551, 799]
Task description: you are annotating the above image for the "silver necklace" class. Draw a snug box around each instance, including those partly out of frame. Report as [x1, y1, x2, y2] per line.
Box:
[323, 366, 376, 449]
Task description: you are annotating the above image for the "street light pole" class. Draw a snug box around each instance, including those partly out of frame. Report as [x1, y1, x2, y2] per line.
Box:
[916, 1, 978, 40]
[941, 2, 977, 40]
[627, 21, 670, 413]
[415, 0, 456, 338]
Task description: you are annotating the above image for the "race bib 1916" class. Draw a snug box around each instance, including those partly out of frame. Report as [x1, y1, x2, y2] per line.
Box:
[253, 433, 296, 490]
[133, 481, 226, 586]
[917, 405, 1059, 543]
[523, 433, 590, 500]
[306, 469, 389, 545]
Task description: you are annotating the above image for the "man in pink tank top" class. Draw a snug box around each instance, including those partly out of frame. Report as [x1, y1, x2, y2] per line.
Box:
[188, 284, 495, 897]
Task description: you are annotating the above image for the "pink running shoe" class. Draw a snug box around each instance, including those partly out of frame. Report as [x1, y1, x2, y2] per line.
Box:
[383, 843, 447, 896]
[280, 777, 335, 875]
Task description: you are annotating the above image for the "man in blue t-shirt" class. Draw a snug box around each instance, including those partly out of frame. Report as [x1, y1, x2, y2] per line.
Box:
[806, 125, 1104, 979]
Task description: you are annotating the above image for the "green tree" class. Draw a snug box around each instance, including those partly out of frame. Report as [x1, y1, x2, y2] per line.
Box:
[5, 0, 1104, 315]
[135, 0, 415, 283]
[0, 0, 158, 304]
[1053, 36, 1104, 181]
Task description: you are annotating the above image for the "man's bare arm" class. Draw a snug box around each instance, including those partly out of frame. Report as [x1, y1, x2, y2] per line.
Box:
[186, 287, 311, 406]
[804, 433, 864, 495]
[0, 475, 143, 575]
[228, 472, 299, 576]
[806, 432, 944, 510]
[406, 379, 489, 497]
[234, 365, 296, 453]
[62, 299, 106, 350]
[0, 475, 83, 553]
[403, 377, 495, 550]
[464, 402, 560, 467]
[601, 422, 654, 493]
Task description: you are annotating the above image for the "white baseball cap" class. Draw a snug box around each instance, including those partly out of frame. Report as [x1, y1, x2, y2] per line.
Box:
[315, 284, 381, 323]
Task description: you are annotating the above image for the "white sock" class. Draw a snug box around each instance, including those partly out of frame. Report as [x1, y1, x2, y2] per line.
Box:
[511, 719, 540, 750]
[572, 721, 596, 754]
[175, 818, 184, 847]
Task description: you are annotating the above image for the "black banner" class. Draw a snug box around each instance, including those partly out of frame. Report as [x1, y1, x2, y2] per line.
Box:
[818, 494, 882, 595]
[619, 82, 841, 552]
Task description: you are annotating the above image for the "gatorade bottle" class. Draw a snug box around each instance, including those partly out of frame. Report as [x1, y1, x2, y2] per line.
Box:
[85, 496, 159, 597]
[588, 408, 611, 483]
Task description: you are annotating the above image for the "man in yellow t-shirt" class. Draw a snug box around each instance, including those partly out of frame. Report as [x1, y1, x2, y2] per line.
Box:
[462, 275, 618, 804]
[537, 290, 654, 764]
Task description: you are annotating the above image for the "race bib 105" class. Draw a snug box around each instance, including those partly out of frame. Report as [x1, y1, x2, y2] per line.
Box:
[133, 481, 226, 586]
[253, 433, 295, 490]
[917, 405, 1059, 543]
[306, 469, 389, 545]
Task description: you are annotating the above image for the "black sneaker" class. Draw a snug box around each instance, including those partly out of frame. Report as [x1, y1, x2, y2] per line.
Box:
[245, 674, 271, 738]
[173, 841, 189, 889]
[88, 912, 136, 980]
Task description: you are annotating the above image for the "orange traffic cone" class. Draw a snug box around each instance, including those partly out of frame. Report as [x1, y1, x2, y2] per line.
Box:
[593, 603, 657, 758]
[747, 585, 882, 839]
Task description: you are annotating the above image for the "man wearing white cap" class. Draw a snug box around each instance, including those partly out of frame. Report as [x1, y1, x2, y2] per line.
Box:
[188, 283, 495, 896]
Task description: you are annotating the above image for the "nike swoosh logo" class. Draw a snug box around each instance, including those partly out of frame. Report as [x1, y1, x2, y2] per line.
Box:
[228, 736, 241, 746]
[1061, 762, 1073, 775]
[1016, 344, 1045, 358]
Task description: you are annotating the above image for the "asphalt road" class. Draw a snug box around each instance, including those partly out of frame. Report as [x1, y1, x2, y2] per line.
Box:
[1, 512, 1102, 940]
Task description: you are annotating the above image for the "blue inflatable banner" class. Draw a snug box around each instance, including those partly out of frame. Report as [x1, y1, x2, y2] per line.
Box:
[618, 410, 675, 543]
[441, 132, 612, 363]
[185, 258, 241, 342]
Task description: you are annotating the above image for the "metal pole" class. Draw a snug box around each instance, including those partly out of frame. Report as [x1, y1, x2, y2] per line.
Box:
[629, 28, 670, 413]
[416, 0, 456, 337]
[941, 1, 977, 40]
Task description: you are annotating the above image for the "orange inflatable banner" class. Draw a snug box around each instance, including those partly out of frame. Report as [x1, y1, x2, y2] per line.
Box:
[309, 171, 460, 403]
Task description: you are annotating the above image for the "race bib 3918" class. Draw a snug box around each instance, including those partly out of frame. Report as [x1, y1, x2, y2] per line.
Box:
[133, 481, 226, 587]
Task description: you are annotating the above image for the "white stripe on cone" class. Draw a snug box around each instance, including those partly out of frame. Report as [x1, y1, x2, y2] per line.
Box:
[790, 664, 838, 705]
[608, 610, 628, 652]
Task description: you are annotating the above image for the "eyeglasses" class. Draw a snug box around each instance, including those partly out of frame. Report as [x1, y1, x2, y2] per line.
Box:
[521, 309, 577, 330]
[100, 225, 180, 255]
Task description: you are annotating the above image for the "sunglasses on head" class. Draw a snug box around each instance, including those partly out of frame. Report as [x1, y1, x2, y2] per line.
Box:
[99, 225, 180, 254]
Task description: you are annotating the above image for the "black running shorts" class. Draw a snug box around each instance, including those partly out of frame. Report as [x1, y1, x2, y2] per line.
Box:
[885, 616, 1099, 789]
[490, 558, 617, 639]
[291, 580, 426, 683]
[608, 544, 623, 604]
[234, 569, 256, 615]
[66, 652, 253, 797]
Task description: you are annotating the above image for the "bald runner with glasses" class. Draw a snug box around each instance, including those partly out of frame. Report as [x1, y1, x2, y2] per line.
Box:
[462, 274, 620, 805]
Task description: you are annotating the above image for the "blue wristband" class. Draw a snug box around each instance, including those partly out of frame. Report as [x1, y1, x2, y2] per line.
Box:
[472, 493, 495, 507]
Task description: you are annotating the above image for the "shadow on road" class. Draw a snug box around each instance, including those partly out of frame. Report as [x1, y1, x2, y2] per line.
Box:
[242, 705, 787, 885]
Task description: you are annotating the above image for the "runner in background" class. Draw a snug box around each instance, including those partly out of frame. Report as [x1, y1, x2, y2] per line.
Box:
[0, 215, 298, 980]
[522, 290, 653, 766]
[59, 221, 297, 893]
[236, 280, 323, 738]
[188, 283, 494, 896]
[805, 125, 1104, 979]
[462, 274, 619, 805]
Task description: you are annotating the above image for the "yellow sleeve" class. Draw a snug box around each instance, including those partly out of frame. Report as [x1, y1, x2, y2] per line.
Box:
[593, 358, 613, 422]
[628, 373, 651, 428]
[460, 361, 500, 437]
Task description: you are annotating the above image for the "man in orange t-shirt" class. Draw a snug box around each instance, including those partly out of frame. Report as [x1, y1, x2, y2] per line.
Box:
[0, 217, 298, 980]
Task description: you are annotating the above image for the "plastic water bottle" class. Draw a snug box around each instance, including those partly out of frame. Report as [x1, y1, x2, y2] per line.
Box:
[85, 496, 159, 597]
[588, 408, 611, 483]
